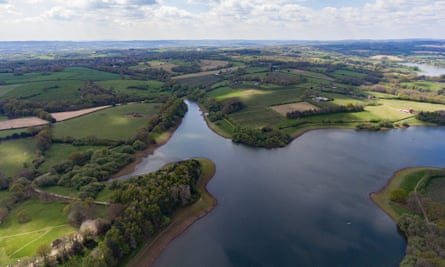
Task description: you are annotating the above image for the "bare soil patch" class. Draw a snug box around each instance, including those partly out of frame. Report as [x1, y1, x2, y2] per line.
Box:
[201, 60, 229, 71]
[370, 55, 403, 61]
[271, 102, 319, 116]
[51, 106, 111, 122]
[0, 117, 48, 130]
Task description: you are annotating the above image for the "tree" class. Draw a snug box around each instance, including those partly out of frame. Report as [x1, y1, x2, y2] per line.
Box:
[36, 243, 52, 266]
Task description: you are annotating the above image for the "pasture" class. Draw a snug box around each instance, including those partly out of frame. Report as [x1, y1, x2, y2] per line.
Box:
[0, 199, 75, 265]
[0, 139, 36, 177]
[365, 99, 445, 121]
[0, 67, 120, 85]
[97, 79, 164, 97]
[53, 103, 160, 140]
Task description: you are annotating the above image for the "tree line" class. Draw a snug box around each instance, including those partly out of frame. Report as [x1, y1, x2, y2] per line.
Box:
[287, 103, 364, 119]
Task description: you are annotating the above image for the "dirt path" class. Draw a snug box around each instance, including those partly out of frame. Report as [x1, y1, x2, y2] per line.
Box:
[33, 187, 110, 206]
[414, 174, 430, 223]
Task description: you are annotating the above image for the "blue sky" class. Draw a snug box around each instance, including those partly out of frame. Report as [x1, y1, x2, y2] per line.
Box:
[0, 0, 444, 40]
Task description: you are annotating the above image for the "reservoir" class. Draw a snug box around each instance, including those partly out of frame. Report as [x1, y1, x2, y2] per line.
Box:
[401, 62, 445, 77]
[126, 101, 445, 266]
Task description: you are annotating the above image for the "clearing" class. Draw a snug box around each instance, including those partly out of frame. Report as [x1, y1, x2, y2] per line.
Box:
[0, 117, 48, 131]
[51, 105, 111, 122]
[271, 102, 319, 116]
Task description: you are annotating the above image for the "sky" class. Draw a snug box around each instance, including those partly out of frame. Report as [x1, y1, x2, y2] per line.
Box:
[0, 0, 444, 41]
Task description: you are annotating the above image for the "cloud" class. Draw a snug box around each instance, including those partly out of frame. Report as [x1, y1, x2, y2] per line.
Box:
[0, 0, 444, 40]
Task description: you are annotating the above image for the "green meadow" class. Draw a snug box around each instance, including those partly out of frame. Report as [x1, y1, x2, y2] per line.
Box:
[0, 199, 75, 265]
[53, 103, 160, 140]
[0, 139, 36, 177]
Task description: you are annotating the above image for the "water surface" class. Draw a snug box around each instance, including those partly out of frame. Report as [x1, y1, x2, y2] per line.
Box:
[126, 101, 445, 266]
[401, 62, 445, 77]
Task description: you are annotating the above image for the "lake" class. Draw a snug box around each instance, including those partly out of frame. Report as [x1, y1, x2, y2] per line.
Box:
[401, 62, 445, 77]
[125, 101, 445, 266]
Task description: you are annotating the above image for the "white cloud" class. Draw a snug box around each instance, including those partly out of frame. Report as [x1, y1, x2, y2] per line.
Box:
[0, 0, 444, 40]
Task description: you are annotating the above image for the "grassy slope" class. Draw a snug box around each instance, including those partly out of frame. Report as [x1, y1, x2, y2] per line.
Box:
[0, 199, 75, 265]
[0, 139, 36, 177]
[97, 79, 164, 97]
[53, 103, 160, 140]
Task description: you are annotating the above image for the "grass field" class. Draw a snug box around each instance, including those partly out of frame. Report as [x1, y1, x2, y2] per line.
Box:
[366, 99, 445, 121]
[0, 139, 36, 177]
[371, 168, 430, 221]
[53, 103, 160, 140]
[130, 60, 178, 73]
[271, 102, 318, 116]
[0, 67, 120, 85]
[2, 80, 84, 101]
[427, 177, 445, 205]
[97, 79, 164, 97]
[0, 199, 75, 265]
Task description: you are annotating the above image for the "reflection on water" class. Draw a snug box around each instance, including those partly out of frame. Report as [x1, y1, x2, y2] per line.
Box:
[123, 101, 445, 266]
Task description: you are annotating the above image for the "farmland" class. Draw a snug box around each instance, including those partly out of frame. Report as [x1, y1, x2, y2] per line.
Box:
[0, 41, 445, 266]
[0, 139, 36, 177]
[53, 103, 160, 140]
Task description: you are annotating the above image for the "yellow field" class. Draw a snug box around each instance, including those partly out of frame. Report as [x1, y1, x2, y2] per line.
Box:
[201, 60, 229, 70]
[271, 102, 319, 116]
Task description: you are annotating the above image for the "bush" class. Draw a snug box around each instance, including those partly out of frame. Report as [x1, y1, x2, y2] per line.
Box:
[17, 210, 31, 223]
[390, 188, 408, 202]
[132, 140, 147, 151]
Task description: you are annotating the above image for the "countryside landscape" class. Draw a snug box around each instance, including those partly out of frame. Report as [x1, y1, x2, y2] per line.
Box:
[0, 39, 445, 266]
[1, 0, 445, 266]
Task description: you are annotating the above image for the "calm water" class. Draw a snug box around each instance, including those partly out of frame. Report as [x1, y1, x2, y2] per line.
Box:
[125, 101, 445, 266]
[401, 62, 445, 77]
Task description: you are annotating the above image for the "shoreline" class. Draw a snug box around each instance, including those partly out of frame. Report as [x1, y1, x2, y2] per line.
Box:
[111, 126, 178, 179]
[369, 166, 437, 221]
[125, 158, 217, 267]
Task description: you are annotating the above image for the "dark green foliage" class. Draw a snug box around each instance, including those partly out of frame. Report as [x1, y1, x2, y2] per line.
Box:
[205, 97, 245, 122]
[417, 110, 445, 125]
[232, 127, 291, 148]
[0, 172, 10, 190]
[34, 174, 58, 187]
[390, 188, 408, 202]
[287, 103, 364, 119]
[96, 160, 202, 266]
[35, 127, 52, 152]
[147, 98, 187, 132]
[56, 148, 133, 190]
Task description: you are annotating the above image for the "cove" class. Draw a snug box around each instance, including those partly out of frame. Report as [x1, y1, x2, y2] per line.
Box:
[124, 101, 445, 266]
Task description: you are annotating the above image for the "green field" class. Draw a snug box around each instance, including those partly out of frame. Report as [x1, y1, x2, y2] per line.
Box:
[97, 79, 164, 97]
[0, 139, 36, 177]
[0, 199, 75, 265]
[53, 103, 160, 140]
[372, 168, 430, 220]
[0, 67, 120, 85]
[2, 80, 84, 101]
